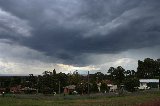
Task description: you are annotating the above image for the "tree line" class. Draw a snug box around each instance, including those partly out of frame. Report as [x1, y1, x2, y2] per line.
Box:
[0, 58, 160, 94]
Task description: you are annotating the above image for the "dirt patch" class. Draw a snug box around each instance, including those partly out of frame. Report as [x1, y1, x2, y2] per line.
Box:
[135, 99, 160, 106]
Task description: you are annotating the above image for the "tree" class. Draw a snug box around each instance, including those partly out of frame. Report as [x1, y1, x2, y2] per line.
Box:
[125, 70, 131, 76]
[76, 81, 88, 94]
[124, 78, 139, 92]
[10, 77, 21, 87]
[57, 72, 68, 93]
[28, 74, 36, 88]
[68, 70, 82, 85]
[124, 69, 139, 92]
[108, 66, 125, 94]
[137, 58, 160, 79]
[94, 72, 104, 82]
[108, 67, 115, 80]
[90, 82, 98, 93]
[53, 69, 56, 75]
[108, 66, 125, 86]
[42, 71, 54, 93]
[137, 60, 145, 78]
[100, 82, 109, 93]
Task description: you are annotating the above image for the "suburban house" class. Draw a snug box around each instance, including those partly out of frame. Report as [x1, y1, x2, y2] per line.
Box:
[0, 75, 38, 94]
[138, 79, 159, 90]
[107, 84, 118, 92]
[21, 87, 37, 94]
[0, 88, 6, 94]
[102, 80, 118, 92]
[10, 85, 22, 93]
[99, 80, 118, 92]
[64, 85, 76, 94]
[97, 82, 101, 92]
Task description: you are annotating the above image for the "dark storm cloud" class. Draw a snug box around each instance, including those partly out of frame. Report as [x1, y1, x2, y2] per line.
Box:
[0, 0, 160, 65]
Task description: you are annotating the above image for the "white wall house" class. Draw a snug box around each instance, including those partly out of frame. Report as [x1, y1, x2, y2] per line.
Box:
[138, 79, 159, 90]
[97, 83, 101, 92]
[107, 84, 117, 92]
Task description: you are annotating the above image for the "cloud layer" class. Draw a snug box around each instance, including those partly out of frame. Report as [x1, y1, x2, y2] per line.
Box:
[0, 0, 160, 74]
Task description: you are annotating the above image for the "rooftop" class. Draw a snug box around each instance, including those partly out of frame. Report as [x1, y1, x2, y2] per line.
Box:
[140, 79, 159, 83]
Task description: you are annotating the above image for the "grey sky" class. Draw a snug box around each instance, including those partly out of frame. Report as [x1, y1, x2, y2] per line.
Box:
[0, 0, 160, 74]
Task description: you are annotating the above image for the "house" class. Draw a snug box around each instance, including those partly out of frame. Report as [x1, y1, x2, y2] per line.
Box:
[97, 82, 101, 92]
[138, 79, 159, 90]
[64, 85, 76, 94]
[21, 87, 37, 94]
[10, 85, 22, 93]
[107, 84, 118, 92]
[0, 88, 6, 94]
[102, 80, 118, 92]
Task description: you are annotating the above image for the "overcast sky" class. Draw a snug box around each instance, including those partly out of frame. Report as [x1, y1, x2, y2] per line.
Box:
[0, 0, 160, 75]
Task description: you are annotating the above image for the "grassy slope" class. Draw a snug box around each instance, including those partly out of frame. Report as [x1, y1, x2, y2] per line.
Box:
[0, 91, 160, 106]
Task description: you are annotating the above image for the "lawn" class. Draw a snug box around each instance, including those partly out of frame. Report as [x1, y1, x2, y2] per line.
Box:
[0, 91, 160, 106]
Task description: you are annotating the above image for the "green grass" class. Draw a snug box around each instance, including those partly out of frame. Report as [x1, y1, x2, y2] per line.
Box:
[0, 91, 160, 106]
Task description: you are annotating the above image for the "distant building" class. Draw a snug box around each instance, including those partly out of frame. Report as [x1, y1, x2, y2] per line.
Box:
[10, 85, 22, 93]
[97, 82, 101, 92]
[21, 87, 37, 94]
[107, 84, 118, 92]
[64, 85, 76, 94]
[139, 79, 159, 90]
[0, 88, 6, 94]
[0, 75, 34, 94]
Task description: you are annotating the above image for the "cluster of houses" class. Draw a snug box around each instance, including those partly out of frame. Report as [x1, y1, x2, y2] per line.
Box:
[0, 85, 37, 94]
[0, 77, 159, 94]
[107, 79, 159, 92]
[0, 76, 37, 94]
[63, 79, 160, 95]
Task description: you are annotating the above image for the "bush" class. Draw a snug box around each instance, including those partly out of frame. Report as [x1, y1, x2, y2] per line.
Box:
[125, 78, 139, 92]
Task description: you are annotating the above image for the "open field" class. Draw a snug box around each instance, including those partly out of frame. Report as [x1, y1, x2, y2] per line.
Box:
[0, 91, 160, 106]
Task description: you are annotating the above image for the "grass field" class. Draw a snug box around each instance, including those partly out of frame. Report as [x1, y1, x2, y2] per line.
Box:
[0, 91, 160, 106]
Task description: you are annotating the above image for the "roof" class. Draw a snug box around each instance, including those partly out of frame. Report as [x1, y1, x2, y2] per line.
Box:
[140, 79, 159, 83]
[64, 85, 76, 89]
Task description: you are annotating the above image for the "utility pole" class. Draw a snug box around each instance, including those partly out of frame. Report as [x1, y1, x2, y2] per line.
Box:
[59, 81, 61, 94]
[88, 71, 90, 95]
[37, 76, 39, 94]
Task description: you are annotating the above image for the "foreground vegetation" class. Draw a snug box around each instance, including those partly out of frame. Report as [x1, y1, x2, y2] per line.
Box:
[0, 91, 160, 106]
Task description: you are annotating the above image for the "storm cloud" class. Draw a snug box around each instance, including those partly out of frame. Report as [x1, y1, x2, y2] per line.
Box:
[0, 0, 160, 74]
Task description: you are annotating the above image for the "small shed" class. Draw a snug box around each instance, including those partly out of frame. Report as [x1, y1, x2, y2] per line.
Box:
[139, 79, 159, 89]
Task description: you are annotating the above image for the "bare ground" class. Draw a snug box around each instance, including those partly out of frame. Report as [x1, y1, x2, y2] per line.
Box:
[135, 99, 160, 106]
